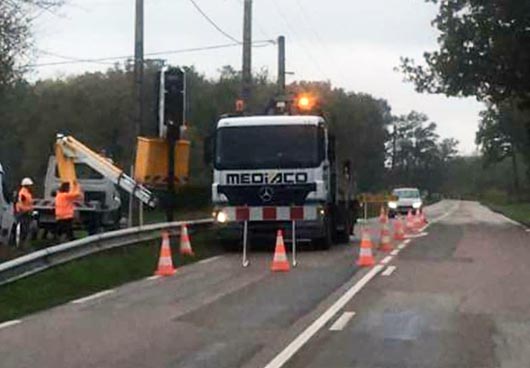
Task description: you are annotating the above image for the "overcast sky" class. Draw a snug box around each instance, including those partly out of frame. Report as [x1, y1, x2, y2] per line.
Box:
[31, 0, 484, 153]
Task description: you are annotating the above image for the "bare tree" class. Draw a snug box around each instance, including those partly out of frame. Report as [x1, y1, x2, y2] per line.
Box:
[0, 0, 63, 86]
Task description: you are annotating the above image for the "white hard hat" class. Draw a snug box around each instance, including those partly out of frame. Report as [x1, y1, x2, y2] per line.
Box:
[21, 177, 34, 186]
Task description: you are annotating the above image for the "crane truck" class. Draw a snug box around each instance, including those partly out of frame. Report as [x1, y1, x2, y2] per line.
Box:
[33, 135, 158, 235]
[210, 95, 357, 249]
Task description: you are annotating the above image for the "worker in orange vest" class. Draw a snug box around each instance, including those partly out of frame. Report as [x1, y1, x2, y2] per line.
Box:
[16, 177, 35, 245]
[55, 181, 82, 241]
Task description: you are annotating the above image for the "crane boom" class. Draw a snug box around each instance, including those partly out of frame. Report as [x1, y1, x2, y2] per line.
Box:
[55, 134, 157, 208]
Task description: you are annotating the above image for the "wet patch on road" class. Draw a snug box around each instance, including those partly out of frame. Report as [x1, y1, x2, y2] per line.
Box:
[400, 224, 463, 262]
[287, 289, 497, 368]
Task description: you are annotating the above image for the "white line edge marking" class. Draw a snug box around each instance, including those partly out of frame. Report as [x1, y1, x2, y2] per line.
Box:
[71, 289, 115, 304]
[264, 265, 384, 368]
[146, 275, 161, 281]
[382, 265, 397, 277]
[397, 243, 407, 250]
[198, 255, 224, 265]
[0, 320, 21, 330]
[390, 249, 399, 256]
[329, 312, 356, 331]
[404, 239, 411, 245]
[380, 256, 393, 265]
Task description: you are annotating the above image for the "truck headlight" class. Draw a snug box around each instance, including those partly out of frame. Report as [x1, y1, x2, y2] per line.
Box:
[216, 211, 228, 223]
[413, 201, 422, 209]
[388, 201, 397, 209]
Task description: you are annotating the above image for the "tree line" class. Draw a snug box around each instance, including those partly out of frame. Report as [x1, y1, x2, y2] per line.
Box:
[0, 62, 462, 197]
[401, 0, 530, 199]
[1, 0, 494, 201]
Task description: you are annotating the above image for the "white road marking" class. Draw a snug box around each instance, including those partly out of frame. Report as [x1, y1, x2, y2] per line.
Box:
[145, 275, 161, 281]
[380, 256, 393, 265]
[404, 239, 411, 245]
[71, 289, 115, 304]
[198, 255, 224, 265]
[382, 265, 397, 277]
[264, 265, 384, 368]
[397, 243, 407, 250]
[0, 320, 21, 330]
[406, 232, 428, 239]
[329, 312, 356, 331]
[390, 249, 400, 256]
[525, 229, 530, 233]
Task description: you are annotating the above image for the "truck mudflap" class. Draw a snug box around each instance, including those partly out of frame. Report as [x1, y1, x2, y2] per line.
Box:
[216, 206, 319, 222]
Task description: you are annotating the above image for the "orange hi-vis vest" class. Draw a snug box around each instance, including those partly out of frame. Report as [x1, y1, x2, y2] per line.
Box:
[16, 187, 34, 214]
[55, 188, 81, 220]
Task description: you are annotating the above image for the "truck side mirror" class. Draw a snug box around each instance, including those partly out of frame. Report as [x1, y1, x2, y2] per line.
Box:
[203, 134, 214, 165]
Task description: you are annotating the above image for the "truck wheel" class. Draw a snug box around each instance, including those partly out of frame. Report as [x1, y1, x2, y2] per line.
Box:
[313, 220, 332, 250]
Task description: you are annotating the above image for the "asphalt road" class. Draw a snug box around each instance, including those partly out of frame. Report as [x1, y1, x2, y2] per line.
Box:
[1, 200, 528, 368]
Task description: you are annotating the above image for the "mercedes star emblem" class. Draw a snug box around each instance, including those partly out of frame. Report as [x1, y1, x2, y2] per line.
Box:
[259, 186, 274, 203]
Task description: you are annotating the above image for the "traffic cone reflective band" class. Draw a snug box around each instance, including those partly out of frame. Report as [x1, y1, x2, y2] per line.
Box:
[379, 222, 393, 252]
[155, 231, 176, 276]
[420, 210, 427, 226]
[393, 216, 405, 241]
[406, 210, 415, 233]
[414, 210, 423, 230]
[379, 206, 387, 224]
[179, 224, 194, 256]
[356, 228, 375, 267]
[271, 230, 290, 272]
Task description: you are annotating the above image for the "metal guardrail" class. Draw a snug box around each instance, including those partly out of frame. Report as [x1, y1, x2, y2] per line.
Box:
[0, 218, 214, 286]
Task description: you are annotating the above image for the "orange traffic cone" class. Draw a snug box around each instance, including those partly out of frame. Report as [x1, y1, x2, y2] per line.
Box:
[406, 210, 416, 233]
[271, 230, 290, 272]
[379, 222, 393, 252]
[420, 210, 428, 225]
[356, 228, 375, 267]
[179, 224, 194, 256]
[414, 210, 423, 231]
[379, 206, 387, 224]
[393, 216, 405, 241]
[155, 231, 176, 276]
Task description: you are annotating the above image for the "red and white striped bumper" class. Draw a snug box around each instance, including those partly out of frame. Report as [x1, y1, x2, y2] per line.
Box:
[217, 206, 319, 222]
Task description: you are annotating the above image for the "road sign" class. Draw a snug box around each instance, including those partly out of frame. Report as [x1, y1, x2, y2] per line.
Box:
[358, 194, 398, 203]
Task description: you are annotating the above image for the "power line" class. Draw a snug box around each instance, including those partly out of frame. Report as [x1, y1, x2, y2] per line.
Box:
[188, 0, 241, 44]
[270, 0, 329, 81]
[27, 40, 275, 68]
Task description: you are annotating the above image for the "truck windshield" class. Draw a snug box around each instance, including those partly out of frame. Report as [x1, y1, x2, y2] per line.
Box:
[393, 189, 420, 199]
[215, 125, 324, 170]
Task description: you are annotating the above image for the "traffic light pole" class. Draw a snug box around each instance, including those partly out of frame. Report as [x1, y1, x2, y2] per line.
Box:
[166, 125, 177, 222]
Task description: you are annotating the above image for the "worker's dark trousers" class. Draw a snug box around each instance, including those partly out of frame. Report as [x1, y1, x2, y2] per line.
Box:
[56, 219, 75, 241]
[17, 213, 32, 244]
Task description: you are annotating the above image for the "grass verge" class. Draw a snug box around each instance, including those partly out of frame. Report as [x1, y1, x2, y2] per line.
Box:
[0, 230, 222, 323]
[483, 201, 530, 227]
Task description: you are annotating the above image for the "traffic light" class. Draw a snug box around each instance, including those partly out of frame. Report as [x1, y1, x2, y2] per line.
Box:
[158, 67, 185, 139]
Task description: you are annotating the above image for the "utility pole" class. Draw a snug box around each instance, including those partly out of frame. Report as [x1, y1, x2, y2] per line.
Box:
[241, 0, 252, 108]
[277, 35, 286, 96]
[134, 0, 144, 137]
[129, 0, 144, 227]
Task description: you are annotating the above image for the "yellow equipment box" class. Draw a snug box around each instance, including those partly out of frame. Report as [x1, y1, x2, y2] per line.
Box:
[135, 137, 190, 188]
